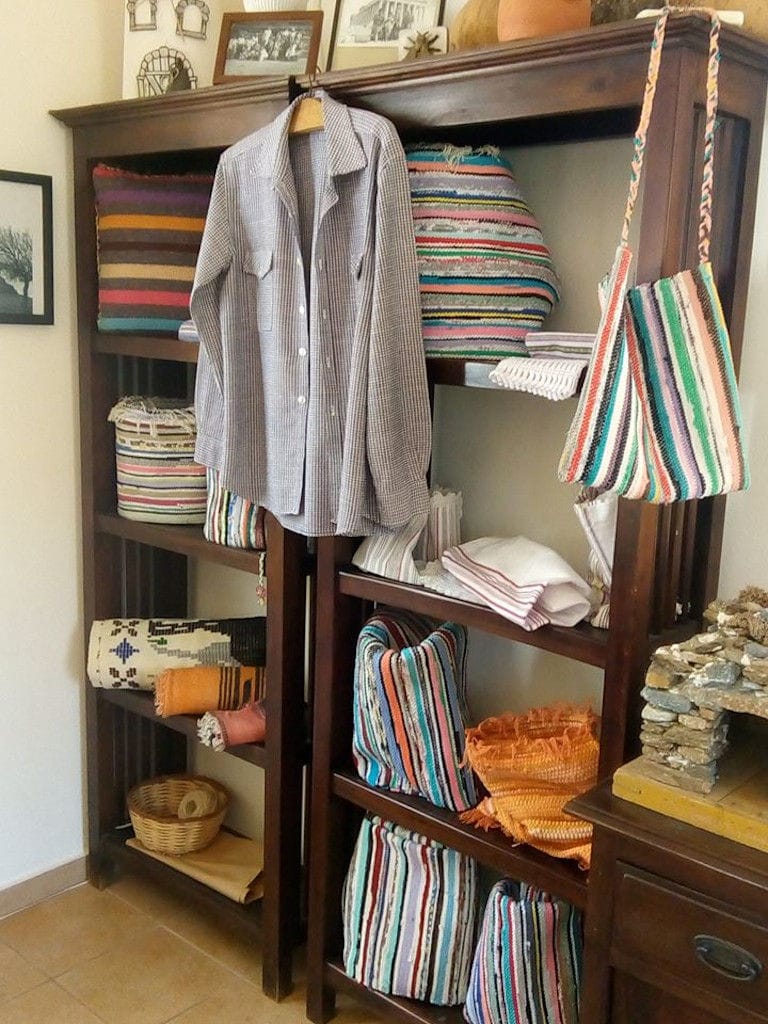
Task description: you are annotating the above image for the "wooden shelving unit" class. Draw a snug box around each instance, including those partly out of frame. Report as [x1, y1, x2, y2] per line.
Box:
[301, 15, 768, 1024]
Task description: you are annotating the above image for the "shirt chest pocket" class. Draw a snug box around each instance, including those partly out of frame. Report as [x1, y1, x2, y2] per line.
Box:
[243, 249, 274, 332]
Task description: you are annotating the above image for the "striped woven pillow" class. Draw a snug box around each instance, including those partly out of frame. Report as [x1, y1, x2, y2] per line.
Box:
[343, 815, 478, 1005]
[93, 164, 213, 333]
[353, 611, 476, 812]
[406, 144, 560, 360]
[464, 880, 583, 1024]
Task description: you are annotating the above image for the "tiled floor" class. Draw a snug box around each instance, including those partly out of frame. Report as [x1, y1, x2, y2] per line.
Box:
[0, 876, 372, 1023]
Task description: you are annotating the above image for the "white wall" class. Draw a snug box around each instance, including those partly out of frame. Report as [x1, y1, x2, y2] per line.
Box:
[1, 0, 766, 897]
[0, 1, 123, 891]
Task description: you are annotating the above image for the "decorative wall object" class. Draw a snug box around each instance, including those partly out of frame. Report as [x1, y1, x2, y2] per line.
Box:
[449, 0, 499, 50]
[128, 0, 159, 30]
[0, 170, 53, 326]
[328, 0, 444, 69]
[123, 0, 230, 97]
[397, 24, 447, 57]
[213, 11, 324, 82]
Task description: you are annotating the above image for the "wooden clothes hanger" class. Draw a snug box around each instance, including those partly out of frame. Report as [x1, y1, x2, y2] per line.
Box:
[288, 72, 324, 135]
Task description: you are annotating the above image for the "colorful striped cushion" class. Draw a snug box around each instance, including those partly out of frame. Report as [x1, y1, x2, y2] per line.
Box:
[204, 469, 266, 549]
[464, 880, 583, 1024]
[406, 144, 560, 360]
[353, 611, 476, 812]
[93, 164, 213, 333]
[343, 815, 478, 1005]
[109, 396, 207, 524]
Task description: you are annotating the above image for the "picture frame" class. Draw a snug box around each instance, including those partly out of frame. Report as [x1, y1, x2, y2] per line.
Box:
[213, 11, 324, 84]
[0, 170, 53, 326]
[328, 0, 445, 70]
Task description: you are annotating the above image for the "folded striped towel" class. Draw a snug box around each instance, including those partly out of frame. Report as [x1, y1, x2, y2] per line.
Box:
[442, 536, 593, 630]
[524, 331, 595, 359]
[489, 356, 587, 400]
[155, 664, 266, 716]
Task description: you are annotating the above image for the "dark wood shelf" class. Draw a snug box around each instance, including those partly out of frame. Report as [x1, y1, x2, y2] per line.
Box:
[93, 333, 200, 362]
[95, 513, 266, 574]
[98, 689, 267, 768]
[338, 568, 608, 669]
[326, 961, 465, 1024]
[101, 829, 262, 933]
[332, 771, 589, 908]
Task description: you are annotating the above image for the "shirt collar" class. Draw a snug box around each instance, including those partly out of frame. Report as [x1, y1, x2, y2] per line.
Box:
[251, 90, 368, 182]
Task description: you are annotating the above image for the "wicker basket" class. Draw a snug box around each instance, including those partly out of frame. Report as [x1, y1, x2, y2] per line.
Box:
[128, 774, 229, 855]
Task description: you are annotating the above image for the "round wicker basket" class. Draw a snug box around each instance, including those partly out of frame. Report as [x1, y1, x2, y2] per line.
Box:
[128, 774, 229, 855]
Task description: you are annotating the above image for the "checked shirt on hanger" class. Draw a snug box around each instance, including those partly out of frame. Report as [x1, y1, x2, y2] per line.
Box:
[192, 91, 432, 537]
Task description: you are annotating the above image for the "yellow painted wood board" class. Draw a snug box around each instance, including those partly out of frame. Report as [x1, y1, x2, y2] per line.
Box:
[612, 746, 768, 854]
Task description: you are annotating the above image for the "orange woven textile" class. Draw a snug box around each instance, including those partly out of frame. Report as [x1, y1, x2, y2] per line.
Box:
[461, 703, 599, 869]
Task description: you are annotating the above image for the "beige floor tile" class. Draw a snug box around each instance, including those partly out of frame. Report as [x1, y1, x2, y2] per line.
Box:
[0, 980, 105, 1024]
[165, 971, 288, 1024]
[0, 884, 150, 977]
[108, 874, 203, 925]
[58, 924, 243, 1024]
[0, 941, 47, 1001]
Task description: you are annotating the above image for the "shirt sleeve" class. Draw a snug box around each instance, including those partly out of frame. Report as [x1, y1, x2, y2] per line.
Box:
[366, 149, 432, 526]
[191, 158, 232, 468]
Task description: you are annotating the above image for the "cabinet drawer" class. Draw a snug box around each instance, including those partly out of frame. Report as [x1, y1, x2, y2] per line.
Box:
[612, 864, 768, 1022]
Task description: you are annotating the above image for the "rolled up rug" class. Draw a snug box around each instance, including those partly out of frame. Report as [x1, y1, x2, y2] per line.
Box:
[198, 701, 266, 751]
[155, 664, 266, 717]
[87, 616, 266, 690]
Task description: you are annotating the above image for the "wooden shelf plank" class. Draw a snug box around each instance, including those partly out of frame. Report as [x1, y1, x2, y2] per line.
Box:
[93, 333, 200, 362]
[332, 772, 588, 908]
[98, 689, 267, 768]
[338, 569, 607, 669]
[95, 513, 266, 575]
[326, 962, 465, 1024]
[100, 830, 262, 932]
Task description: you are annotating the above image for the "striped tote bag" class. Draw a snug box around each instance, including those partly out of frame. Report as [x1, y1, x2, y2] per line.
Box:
[464, 880, 583, 1024]
[342, 815, 478, 1005]
[353, 611, 476, 812]
[560, 9, 749, 502]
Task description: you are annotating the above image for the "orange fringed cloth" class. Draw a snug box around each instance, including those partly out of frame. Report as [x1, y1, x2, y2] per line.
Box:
[154, 664, 266, 717]
[461, 703, 599, 869]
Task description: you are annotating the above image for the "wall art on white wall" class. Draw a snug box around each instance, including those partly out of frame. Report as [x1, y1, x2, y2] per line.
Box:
[123, 0, 230, 97]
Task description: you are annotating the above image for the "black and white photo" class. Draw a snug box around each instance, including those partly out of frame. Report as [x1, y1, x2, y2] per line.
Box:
[328, 0, 444, 65]
[214, 11, 323, 83]
[0, 171, 53, 326]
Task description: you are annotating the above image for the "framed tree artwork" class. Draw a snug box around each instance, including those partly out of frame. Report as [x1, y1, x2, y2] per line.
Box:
[0, 171, 53, 326]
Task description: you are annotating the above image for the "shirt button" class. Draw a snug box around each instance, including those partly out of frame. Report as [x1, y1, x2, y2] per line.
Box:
[296, 256, 301, 266]
[317, 258, 323, 271]
[298, 347, 307, 357]
[325, 357, 331, 368]
[330, 407, 336, 417]
[297, 395, 306, 405]
[321, 309, 328, 320]
[299, 305, 305, 316]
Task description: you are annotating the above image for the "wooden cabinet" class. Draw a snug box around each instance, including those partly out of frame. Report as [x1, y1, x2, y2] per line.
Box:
[572, 783, 768, 1024]
[302, 15, 768, 1024]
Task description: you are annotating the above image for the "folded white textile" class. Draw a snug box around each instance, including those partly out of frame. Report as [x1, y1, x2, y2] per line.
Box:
[442, 536, 593, 630]
[489, 357, 587, 400]
[573, 488, 618, 587]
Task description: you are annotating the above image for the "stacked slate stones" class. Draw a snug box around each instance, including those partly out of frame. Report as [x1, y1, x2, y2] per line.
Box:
[640, 586, 768, 793]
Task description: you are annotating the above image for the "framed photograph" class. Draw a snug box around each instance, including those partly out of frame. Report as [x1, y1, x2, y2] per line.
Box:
[213, 11, 324, 84]
[328, 0, 445, 70]
[0, 171, 53, 326]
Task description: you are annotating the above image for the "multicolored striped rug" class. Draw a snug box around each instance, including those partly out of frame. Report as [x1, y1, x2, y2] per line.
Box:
[93, 164, 213, 333]
[464, 880, 583, 1024]
[343, 815, 478, 1005]
[353, 611, 476, 812]
[406, 144, 560, 359]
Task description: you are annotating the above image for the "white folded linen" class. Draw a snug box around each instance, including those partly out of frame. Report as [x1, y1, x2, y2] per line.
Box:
[489, 356, 587, 400]
[442, 536, 593, 630]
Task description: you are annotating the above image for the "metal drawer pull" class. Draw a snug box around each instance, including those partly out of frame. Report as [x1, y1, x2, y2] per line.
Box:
[694, 934, 763, 982]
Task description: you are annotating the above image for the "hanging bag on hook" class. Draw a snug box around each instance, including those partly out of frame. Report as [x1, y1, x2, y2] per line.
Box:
[559, 8, 750, 502]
